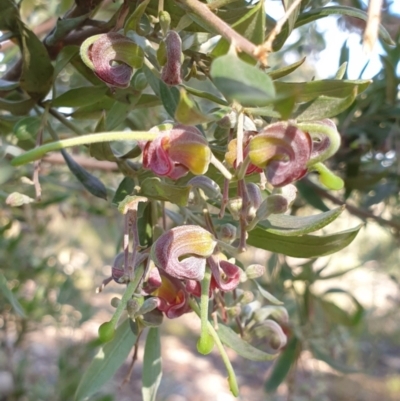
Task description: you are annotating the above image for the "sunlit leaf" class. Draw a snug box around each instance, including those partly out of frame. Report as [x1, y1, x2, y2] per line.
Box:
[247, 225, 361, 258]
[258, 207, 344, 236]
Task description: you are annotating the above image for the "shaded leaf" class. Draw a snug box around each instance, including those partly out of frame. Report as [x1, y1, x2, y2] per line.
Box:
[45, 14, 88, 46]
[265, 337, 298, 392]
[74, 320, 137, 401]
[124, 0, 151, 34]
[268, 57, 306, 80]
[175, 88, 210, 125]
[61, 150, 108, 200]
[217, 324, 277, 362]
[159, 82, 180, 118]
[52, 86, 108, 108]
[0, 273, 26, 317]
[142, 328, 162, 401]
[54, 45, 79, 78]
[18, 21, 54, 99]
[140, 177, 190, 206]
[247, 225, 361, 258]
[0, 98, 36, 116]
[112, 177, 135, 205]
[210, 49, 275, 107]
[13, 117, 40, 141]
[296, 181, 329, 212]
[310, 342, 359, 373]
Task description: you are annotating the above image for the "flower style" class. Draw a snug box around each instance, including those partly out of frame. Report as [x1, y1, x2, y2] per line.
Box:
[142, 125, 212, 180]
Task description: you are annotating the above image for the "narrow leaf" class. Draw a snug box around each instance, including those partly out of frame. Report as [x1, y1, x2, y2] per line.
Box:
[217, 324, 277, 362]
[112, 177, 135, 206]
[159, 82, 180, 118]
[75, 319, 137, 401]
[142, 328, 162, 401]
[247, 225, 361, 258]
[0, 273, 26, 317]
[175, 88, 210, 125]
[268, 57, 306, 80]
[258, 206, 345, 236]
[253, 281, 283, 305]
[140, 177, 190, 206]
[265, 337, 298, 392]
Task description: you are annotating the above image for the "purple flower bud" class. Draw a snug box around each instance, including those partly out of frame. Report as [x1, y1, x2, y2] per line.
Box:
[161, 31, 182, 86]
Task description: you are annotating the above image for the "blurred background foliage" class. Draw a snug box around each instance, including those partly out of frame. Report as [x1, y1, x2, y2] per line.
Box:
[0, 0, 400, 400]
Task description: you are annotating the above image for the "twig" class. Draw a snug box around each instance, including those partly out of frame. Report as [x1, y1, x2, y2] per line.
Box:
[255, 0, 303, 59]
[302, 178, 400, 231]
[175, 0, 262, 65]
[363, 0, 383, 54]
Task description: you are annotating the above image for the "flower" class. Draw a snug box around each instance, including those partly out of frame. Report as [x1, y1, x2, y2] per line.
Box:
[142, 125, 211, 180]
[150, 225, 217, 281]
[248, 122, 312, 187]
[144, 268, 191, 319]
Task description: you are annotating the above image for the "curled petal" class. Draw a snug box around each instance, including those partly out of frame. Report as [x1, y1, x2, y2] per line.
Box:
[248, 122, 312, 187]
[167, 126, 211, 176]
[142, 136, 173, 176]
[152, 273, 191, 318]
[252, 320, 287, 353]
[81, 33, 143, 88]
[142, 125, 211, 179]
[151, 225, 217, 281]
[208, 256, 241, 292]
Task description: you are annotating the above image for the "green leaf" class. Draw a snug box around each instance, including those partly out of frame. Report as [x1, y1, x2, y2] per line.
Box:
[267, 57, 306, 80]
[45, 14, 88, 46]
[309, 342, 359, 374]
[106, 102, 131, 131]
[0, 0, 19, 31]
[124, 0, 151, 34]
[258, 206, 344, 236]
[13, 117, 41, 141]
[61, 150, 108, 200]
[211, 0, 265, 63]
[210, 49, 275, 107]
[0, 273, 26, 317]
[282, 0, 301, 33]
[294, 87, 358, 121]
[253, 280, 283, 305]
[174, 88, 210, 125]
[247, 225, 361, 258]
[0, 98, 36, 116]
[52, 86, 108, 108]
[265, 337, 298, 392]
[90, 113, 117, 161]
[142, 328, 162, 401]
[75, 319, 137, 401]
[217, 324, 277, 362]
[18, 21, 54, 99]
[140, 177, 190, 206]
[54, 45, 79, 78]
[295, 6, 395, 46]
[159, 82, 180, 119]
[296, 181, 329, 212]
[274, 79, 370, 102]
[112, 177, 135, 205]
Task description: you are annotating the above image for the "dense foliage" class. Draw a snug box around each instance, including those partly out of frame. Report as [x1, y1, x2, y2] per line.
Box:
[1, 0, 399, 400]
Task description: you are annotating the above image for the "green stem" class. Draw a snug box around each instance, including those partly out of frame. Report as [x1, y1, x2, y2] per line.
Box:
[189, 298, 239, 397]
[197, 267, 213, 354]
[110, 264, 145, 328]
[11, 131, 158, 166]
